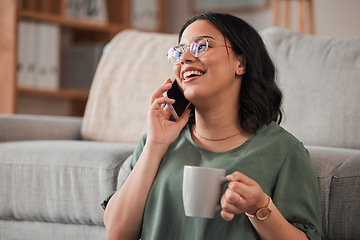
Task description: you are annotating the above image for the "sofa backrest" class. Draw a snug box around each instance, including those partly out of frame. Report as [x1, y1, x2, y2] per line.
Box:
[82, 27, 360, 149]
[82, 30, 177, 143]
[260, 27, 360, 149]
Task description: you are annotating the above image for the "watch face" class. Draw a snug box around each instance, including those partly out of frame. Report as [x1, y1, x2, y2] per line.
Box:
[257, 208, 271, 221]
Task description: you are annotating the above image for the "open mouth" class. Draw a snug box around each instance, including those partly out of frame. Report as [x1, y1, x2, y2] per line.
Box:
[182, 70, 204, 80]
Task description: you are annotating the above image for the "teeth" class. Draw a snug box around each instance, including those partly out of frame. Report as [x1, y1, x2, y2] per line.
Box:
[183, 70, 203, 79]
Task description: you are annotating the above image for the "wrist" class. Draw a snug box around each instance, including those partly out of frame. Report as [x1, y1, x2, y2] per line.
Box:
[143, 141, 170, 157]
[247, 193, 269, 215]
[245, 194, 273, 221]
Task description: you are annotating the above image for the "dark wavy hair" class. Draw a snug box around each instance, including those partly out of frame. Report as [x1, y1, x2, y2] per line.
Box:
[179, 12, 283, 134]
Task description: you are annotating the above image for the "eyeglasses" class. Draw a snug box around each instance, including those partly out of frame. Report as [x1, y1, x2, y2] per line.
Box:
[167, 37, 232, 64]
[167, 37, 209, 64]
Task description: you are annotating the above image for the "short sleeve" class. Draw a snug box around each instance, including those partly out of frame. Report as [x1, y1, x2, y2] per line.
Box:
[101, 134, 147, 210]
[272, 142, 322, 240]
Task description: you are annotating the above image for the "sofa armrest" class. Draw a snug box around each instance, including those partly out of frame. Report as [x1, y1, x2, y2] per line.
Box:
[0, 114, 82, 142]
[306, 146, 360, 239]
[328, 154, 360, 239]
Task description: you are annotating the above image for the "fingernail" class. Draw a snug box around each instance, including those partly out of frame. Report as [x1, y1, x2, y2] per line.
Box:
[226, 174, 234, 180]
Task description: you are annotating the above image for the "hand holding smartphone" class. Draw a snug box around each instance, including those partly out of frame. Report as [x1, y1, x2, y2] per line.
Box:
[164, 79, 192, 120]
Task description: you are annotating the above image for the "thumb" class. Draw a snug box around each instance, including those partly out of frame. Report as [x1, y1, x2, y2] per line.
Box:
[176, 108, 191, 128]
[226, 171, 253, 185]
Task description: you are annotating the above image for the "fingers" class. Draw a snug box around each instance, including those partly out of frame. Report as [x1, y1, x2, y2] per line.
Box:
[220, 171, 266, 221]
[226, 171, 254, 186]
[220, 186, 247, 222]
[149, 78, 191, 127]
[150, 78, 173, 105]
[221, 186, 243, 215]
[220, 210, 235, 222]
[146, 79, 190, 146]
[176, 108, 191, 124]
[224, 185, 243, 205]
[225, 171, 254, 201]
[151, 96, 175, 110]
[149, 78, 174, 112]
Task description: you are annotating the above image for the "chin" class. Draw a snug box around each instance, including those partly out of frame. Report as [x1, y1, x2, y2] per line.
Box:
[183, 87, 195, 99]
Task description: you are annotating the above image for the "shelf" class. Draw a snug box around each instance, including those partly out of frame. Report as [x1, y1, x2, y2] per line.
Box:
[19, 10, 125, 35]
[0, 0, 165, 116]
[18, 88, 89, 100]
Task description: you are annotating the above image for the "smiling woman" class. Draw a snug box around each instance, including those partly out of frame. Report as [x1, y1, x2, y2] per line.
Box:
[102, 12, 321, 240]
[174, 14, 281, 134]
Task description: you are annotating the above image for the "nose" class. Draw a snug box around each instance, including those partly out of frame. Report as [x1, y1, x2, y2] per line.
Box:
[179, 45, 196, 65]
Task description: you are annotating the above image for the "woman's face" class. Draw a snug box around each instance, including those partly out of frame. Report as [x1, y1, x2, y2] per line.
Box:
[173, 20, 245, 108]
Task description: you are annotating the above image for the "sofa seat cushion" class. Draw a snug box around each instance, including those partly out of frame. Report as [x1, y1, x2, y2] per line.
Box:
[0, 140, 135, 225]
[260, 27, 360, 149]
[0, 219, 106, 240]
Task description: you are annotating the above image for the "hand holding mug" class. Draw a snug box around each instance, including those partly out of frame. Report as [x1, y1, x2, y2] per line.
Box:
[220, 171, 269, 221]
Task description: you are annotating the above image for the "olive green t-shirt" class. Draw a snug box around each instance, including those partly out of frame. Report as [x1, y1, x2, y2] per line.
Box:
[103, 122, 321, 240]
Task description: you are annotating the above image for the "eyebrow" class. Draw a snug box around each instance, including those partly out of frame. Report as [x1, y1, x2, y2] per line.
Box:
[199, 35, 215, 40]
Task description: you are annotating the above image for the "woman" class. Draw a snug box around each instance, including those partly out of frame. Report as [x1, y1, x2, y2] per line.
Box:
[103, 12, 321, 240]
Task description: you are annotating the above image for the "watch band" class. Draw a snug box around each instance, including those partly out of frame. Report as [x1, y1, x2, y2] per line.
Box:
[245, 195, 273, 221]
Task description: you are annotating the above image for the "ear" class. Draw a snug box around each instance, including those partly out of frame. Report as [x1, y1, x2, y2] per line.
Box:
[235, 56, 246, 76]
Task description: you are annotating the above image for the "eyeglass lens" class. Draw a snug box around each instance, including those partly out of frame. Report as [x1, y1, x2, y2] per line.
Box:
[167, 37, 208, 64]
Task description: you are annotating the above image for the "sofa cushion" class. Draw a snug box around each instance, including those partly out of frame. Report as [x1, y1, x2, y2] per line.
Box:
[82, 30, 177, 143]
[260, 27, 360, 149]
[0, 140, 135, 225]
[0, 220, 106, 240]
[328, 154, 360, 240]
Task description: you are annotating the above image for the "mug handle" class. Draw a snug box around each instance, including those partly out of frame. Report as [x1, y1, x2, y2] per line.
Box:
[220, 176, 228, 185]
[215, 176, 229, 212]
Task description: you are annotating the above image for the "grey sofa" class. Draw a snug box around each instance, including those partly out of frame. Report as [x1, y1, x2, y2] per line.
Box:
[1, 27, 359, 240]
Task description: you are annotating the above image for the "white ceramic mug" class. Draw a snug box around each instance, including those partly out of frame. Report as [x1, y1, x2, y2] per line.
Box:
[182, 165, 227, 219]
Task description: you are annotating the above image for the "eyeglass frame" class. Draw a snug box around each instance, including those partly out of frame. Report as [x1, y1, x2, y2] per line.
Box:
[166, 36, 232, 64]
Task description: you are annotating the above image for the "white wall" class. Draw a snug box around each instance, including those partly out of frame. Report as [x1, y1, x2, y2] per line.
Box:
[167, 0, 360, 37]
[314, 0, 360, 37]
[19, 0, 359, 117]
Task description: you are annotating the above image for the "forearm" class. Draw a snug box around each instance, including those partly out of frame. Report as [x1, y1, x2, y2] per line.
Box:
[249, 204, 308, 240]
[104, 143, 168, 240]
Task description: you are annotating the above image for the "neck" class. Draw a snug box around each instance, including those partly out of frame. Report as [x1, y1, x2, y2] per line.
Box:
[193, 105, 242, 139]
[190, 109, 250, 152]
[189, 80, 244, 144]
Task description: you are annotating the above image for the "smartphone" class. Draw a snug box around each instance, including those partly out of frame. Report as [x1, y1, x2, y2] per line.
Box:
[164, 80, 191, 120]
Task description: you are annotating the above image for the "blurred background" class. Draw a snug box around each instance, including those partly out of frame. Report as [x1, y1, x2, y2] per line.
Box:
[168, 0, 360, 37]
[1, 0, 359, 117]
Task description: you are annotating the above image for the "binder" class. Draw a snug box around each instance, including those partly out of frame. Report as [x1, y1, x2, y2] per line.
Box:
[17, 21, 27, 88]
[47, 23, 61, 89]
[35, 23, 60, 90]
[17, 20, 37, 88]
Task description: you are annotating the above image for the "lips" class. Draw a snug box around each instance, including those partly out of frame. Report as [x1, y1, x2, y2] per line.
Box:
[181, 68, 205, 81]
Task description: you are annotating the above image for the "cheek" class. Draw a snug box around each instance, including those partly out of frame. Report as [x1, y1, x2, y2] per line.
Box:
[173, 65, 181, 78]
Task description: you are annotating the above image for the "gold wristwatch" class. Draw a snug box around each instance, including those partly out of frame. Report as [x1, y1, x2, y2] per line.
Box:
[245, 195, 273, 221]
